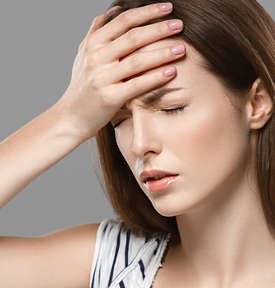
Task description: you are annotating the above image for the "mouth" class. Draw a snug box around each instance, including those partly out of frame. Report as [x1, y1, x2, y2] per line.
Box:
[144, 174, 178, 183]
[141, 172, 179, 183]
[144, 175, 180, 192]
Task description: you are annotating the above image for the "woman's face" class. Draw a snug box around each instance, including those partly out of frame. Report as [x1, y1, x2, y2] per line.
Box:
[112, 39, 251, 217]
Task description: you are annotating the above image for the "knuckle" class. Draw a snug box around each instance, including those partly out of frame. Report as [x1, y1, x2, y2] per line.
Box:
[90, 16, 100, 29]
[128, 78, 139, 93]
[166, 47, 174, 58]
[126, 28, 140, 46]
[93, 15, 101, 23]
[85, 43, 105, 65]
[118, 10, 132, 24]
[158, 22, 169, 34]
[86, 32, 96, 46]
[126, 54, 141, 71]
[87, 53, 97, 67]
[90, 73, 103, 89]
[151, 4, 161, 14]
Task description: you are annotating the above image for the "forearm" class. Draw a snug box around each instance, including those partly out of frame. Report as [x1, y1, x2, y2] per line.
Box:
[0, 101, 84, 208]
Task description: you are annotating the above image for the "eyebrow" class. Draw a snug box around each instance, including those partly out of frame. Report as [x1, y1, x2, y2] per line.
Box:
[120, 87, 184, 111]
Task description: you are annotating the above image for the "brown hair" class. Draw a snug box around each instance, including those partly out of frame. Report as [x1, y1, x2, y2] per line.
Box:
[89, 0, 275, 245]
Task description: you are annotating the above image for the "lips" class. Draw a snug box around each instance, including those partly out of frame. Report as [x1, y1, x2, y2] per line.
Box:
[145, 175, 179, 192]
[139, 169, 179, 183]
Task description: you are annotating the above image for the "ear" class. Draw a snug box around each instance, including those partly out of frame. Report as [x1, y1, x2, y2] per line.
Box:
[245, 78, 274, 130]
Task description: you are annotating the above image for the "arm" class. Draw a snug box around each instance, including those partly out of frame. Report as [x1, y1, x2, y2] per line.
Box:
[0, 100, 84, 208]
[0, 1, 184, 209]
[0, 222, 100, 288]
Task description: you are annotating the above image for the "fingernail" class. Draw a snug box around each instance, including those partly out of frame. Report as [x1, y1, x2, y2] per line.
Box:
[159, 2, 173, 11]
[171, 45, 185, 55]
[168, 19, 183, 30]
[164, 66, 176, 77]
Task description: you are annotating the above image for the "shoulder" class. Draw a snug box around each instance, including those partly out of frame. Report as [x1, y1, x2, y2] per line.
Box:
[0, 222, 100, 288]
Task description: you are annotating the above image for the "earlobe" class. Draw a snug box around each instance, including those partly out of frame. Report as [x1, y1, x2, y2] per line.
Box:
[245, 78, 274, 130]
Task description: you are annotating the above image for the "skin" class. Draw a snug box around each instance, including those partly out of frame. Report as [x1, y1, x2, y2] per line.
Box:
[1, 3, 273, 287]
[112, 39, 275, 287]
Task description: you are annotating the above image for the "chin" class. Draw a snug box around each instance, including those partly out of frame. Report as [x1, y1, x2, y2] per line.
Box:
[152, 201, 189, 217]
[151, 193, 207, 217]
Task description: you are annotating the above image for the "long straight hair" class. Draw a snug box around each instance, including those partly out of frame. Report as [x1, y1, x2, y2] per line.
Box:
[90, 0, 275, 245]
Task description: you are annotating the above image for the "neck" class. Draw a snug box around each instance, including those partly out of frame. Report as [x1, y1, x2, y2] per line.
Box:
[173, 166, 275, 287]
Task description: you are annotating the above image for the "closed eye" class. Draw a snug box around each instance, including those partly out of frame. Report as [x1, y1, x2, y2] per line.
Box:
[161, 106, 186, 114]
[113, 106, 186, 129]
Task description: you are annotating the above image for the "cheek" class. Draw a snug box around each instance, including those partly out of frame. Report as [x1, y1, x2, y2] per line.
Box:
[167, 100, 249, 191]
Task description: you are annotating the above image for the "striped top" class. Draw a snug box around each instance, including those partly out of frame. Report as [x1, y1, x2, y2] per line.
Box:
[89, 218, 171, 288]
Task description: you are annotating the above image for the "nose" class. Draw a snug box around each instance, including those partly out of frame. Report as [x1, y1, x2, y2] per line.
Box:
[130, 110, 162, 158]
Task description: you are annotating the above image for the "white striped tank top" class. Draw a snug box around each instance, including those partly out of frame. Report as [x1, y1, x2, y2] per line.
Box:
[89, 218, 171, 288]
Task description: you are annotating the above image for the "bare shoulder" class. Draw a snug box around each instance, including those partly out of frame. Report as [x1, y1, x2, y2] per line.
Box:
[0, 222, 100, 288]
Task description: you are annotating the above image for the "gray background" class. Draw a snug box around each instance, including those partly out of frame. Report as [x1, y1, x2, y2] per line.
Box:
[0, 1, 274, 237]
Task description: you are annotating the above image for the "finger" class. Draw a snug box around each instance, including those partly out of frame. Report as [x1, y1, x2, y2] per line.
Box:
[107, 44, 185, 83]
[78, 6, 121, 52]
[88, 14, 110, 35]
[89, 6, 122, 34]
[105, 5, 122, 17]
[77, 15, 106, 52]
[114, 64, 177, 104]
[90, 2, 174, 44]
[95, 19, 184, 63]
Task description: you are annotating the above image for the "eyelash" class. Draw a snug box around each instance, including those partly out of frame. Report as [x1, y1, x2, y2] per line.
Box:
[113, 106, 186, 129]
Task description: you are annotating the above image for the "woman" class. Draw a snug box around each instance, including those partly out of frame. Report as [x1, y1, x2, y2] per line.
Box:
[0, 0, 274, 287]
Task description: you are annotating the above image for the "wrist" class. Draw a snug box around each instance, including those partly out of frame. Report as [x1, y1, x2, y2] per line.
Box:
[48, 99, 89, 145]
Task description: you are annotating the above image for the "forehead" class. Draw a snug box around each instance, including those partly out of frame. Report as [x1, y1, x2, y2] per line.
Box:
[121, 38, 204, 109]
